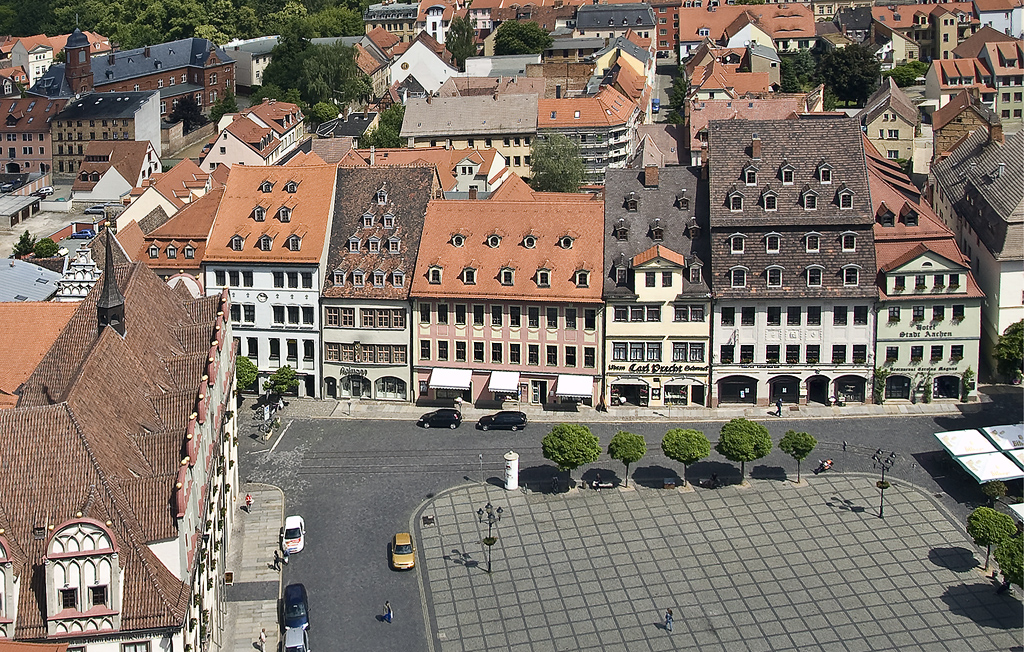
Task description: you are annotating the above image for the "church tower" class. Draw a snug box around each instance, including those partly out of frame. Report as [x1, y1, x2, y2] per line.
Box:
[96, 233, 125, 336]
[65, 28, 93, 95]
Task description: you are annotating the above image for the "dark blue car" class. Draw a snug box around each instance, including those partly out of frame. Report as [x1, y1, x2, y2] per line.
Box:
[283, 583, 309, 630]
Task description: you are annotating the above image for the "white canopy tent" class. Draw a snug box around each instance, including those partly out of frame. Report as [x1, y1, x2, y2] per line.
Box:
[934, 425, 1024, 483]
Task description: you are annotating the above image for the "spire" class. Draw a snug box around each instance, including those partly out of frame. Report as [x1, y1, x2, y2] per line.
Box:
[97, 232, 125, 336]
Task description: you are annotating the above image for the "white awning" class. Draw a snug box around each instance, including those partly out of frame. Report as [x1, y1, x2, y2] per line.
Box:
[1010, 503, 1024, 525]
[935, 429, 997, 457]
[612, 377, 649, 386]
[665, 377, 705, 386]
[956, 452, 1024, 483]
[981, 424, 1024, 451]
[555, 374, 593, 398]
[488, 371, 520, 393]
[428, 368, 472, 390]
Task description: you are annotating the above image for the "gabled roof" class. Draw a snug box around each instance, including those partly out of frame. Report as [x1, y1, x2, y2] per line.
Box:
[932, 89, 1000, 131]
[133, 158, 212, 210]
[241, 99, 303, 135]
[688, 95, 810, 147]
[365, 26, 400, 52]
[931, 58, 996, 93]
[858, 77, 917, 125]
[71, 140, 154, 192]
[951, 25, 1017, 58]
[0, 301, 77, 405]
[971, 0, 1024, 13]
[576, 3, 656, 30]
[538, 85, 636, 128]
[139, 187, 224, 267]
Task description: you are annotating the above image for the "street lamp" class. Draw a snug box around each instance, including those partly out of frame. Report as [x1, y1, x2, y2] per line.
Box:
[872, 448, 896, 519]
[477, 502, 503, 573]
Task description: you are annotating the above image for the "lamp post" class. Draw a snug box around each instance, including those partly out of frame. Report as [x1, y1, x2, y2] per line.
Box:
[872, 448, 896, 519]
[477, 502, 503, 573]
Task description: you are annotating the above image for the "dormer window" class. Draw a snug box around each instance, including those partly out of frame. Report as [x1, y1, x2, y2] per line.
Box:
[368, 237, 381, 253]
[676, 190, 689, 210]
[487, 234, 502, 248]
[259, 181, 272, 193]
[184, 245, 195, 259]
[880, 210, 895, 226]
[766, 265, 783, 288]
[258, 235, 273, 251]
[253, 206, 266, 221]
[353, 270, 365, 287]
[730, 266, 747, 288]
[762, 187, 778, 211]
[463, 267, 477, 284]
[689, 265, 702, 284]
[429, 267, 442, 284]
[333, 270, 345, 285]
[743, 163, 759, 186]
[780, 162, 795, 185]
[392, 271, 405, 287]
[558, 235, 574, 249]
[362, 213, 374, 228]
[806, 265, 824, 287]
[625, 192, 639, 211]
[383, 213, 394, 228]
[729, 190, 744, 211]
[148, 245, 159, 259]
[537, 269, 551, 287]
[843, 265, 860, 286]
[287, 235, 301, 251]
[802, 189, 818, 210]
[615, 266, 628, 286]
[818, 162, 832, 184]
[278, 206, 291, 222]
[765, 233, 780, 253]
[452, 234, 465, 247]
[376, 188, 387, 205]
[501, 268, 515, 285]
[230, 235, 244, 251]
[838, 190, 853, 210]
[902, 208, 918, 226]
[614, 219, 628, 241]
[730, 234, 745, 253]
[373, 270, 386, 287]
[348, 237, 360, 253]
[842, 233, 856, 252]
[575, 270, 589, 287]
[805, 233, 820, 252]
[166, 245, 177, 259]
[650, 220, 663, 241]
[388, 237, 401, 253]
[285, 180, 298, 193]
[523, 235, 537, 249]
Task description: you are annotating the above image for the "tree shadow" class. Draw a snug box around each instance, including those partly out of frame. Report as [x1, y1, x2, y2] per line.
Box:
[940, 583, 1024, 630]
[689, 460, 740, 485]
[911, 450, 989, 507]
[928, 546, 978, 573]
[520, 463, 562, 493]
[631, 465, 680, 489]
[824, 494, 867, 513]
[580, 467, 619, 488]
[750, 464, 788, 481]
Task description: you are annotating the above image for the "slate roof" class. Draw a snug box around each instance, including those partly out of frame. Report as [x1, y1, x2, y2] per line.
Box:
[857, 77, 917, 126]
[593, 35, 651, 65]
[0, 258, 63, 301]
[576, 3, 656, 30]
[603, 166, 709, 301]
[833, 7, 874, 33]
[54, 92, 157, 121]
[316, 112, 378, 139]
[5, 262, 223, 637]
[322, 166, 437, 300]
[707, 117, 876, 299]
[401, 94, 539, 138]
[932, 89, 1000, 131]
[931, 129, 1024, 261]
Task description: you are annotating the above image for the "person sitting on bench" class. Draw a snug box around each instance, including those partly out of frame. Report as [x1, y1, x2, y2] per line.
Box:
[592, 473, 614, 490]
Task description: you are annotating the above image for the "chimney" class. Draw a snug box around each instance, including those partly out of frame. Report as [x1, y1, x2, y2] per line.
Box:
[469, 187, 478, 199]
[555, 84, 562, 98]
[989, 122, 1004, 144]
[751, 133, 761, 159]
[995, 162, 1005, 178]
[644, 164, 659, 187]
[107, 53, 114, 64]
[370, 145, 375, 165]
[144, 46, 150, 58]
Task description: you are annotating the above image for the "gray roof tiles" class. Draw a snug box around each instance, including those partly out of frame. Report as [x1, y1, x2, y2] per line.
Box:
[576, 3, 657, 30]
[55, 91, 158, 121]
[0, 258, 62, 302]
[401, 94, 540, 138]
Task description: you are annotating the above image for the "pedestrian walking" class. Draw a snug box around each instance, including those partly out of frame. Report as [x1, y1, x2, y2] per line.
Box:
[775, 398, 783, 417]
[384, 601, 393, 623]
[664, 608, 673, 632]
[282, 547, 290, 565]
[257, 627, 267, 652]
[245, 493, 253, 512]
[454, 396, 463, 411]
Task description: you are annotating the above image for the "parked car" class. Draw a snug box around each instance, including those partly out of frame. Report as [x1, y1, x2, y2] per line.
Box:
[282, 515, 306, 553]
[418, 408, 462, 429]
[651, 98, 661, 114]
[476, 411, 528, 431]
[84, 204, 107, 215]
[32, 186, 54, 197]
[282, 583, 310, 630]
[0, 183, 13, 192]
[69, 229, 96, 239]
[390, 532, 416, 570]
[283, 627, 310, 652]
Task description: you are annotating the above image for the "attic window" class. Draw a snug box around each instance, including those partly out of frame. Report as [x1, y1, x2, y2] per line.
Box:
[487, 234, 502, 248]
[463, 268, 477, 284]
[903, 210, 918, 226]
[650, 219, 663, 241]
[730, 234, 745, 253]
[392, 271, 405, 287]
[742, 163, 759, 186]
[429, 266, 442, 284]
[278, 206, 291, 222]
[148, 245, 159, 259]
[259, 181, 272, 193]
[353, 270, 365, 287]
[376, 188, 387, 205]
[676, 191, 689, 210]
[575, 270, 589, 288]
[615, 266, 627, 286]
[348, 237, 360, 253]
[764, 193, 777, 211]
[501, 268, 515, 285]
[183, 245, 195, 259]
[253, 206, 266, 221]
[287, 235, 301, 251]
[690, 265, 702, 284]
[230, 235, 244, 251]
[452, 234, 465, 247]
[166, 245, 177, 259]
[818, 163, 832, 184]
[729, 193, 743, 212]
[780, 163, 794, 185]
[614, 219, 628, 241]
[625, 192, 639, 211]
[838, 190, 853, 209]
[880, 211, 895, 227]
[383, 213, 394, 228]
[362, 213, 374, 228]
[368, 238, 380, 253]
[388, 237, 401, 253]
[802, 190, 818, 210]
[523, 235, 537, 248]
[558, 235, 573, 249]
[258, 235, 273, 251]
[333, 270, 345, 285]
[285, 181, 298, 193]
[374, 270, 386, 287]
[536, 269, 551, 287]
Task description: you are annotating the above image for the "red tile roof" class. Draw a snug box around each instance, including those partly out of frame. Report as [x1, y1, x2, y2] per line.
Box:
[538, 85, 637, 128]
[0, 302, 77, 408]
[71, 140, 153, 192]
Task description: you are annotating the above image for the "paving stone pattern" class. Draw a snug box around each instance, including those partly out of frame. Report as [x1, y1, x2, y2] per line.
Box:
[417, 476, 1022, 652]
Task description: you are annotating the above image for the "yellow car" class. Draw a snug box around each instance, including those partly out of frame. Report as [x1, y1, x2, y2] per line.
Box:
[391, 532, 416, 570]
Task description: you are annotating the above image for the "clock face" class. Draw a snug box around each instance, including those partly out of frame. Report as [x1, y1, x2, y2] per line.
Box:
[257, 292, 268, 303]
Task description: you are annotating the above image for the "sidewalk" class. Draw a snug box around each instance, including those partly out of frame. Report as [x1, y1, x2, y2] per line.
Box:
[221, 484, 285, 652]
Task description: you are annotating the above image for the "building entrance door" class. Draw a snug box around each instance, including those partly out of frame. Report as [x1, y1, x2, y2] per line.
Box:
[807, 377, 829, 405]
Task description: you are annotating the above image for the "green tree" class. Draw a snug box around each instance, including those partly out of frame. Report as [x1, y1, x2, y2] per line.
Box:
[661, 428, 710, 486]
[168, 95, 209, 133]
[607, 430, 646, 488]
[666, 67, 688, 124]
[995, 319, 1023, 381]
[881, 60, 928, 87]
[994, 535, 1023, 590]
[981, 481, 1008, 507]
[308, 6, 364, 37]
[715, 418, 772, 479]
[816, 44, 880, 106]
[360, 103, 405, 148]
[780, 56, 801, 93]
[236, 355, 258, 391]
[445, 15, 477, 70]
[263, 365, 300, 399]
[528, 134, 585, 192]
[12, 230, 35, 257]
[33, 237, 59, 258]
[298, 42, 372, 108]
[966, 506, 1016, 570]
[261, 17, 315, 91]
[778, 430, 817, 483]
[493, 20, 553, 56]
[209, 89, 239, 125]
[308, 101, 339, 125]
[542, 423, 601, 486]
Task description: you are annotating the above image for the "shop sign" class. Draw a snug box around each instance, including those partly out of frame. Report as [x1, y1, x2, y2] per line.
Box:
[900, 324, 954, 338]
[889, 365, 962, 373]
[338, 365, 369, 376]
[607, 363, 709, 374]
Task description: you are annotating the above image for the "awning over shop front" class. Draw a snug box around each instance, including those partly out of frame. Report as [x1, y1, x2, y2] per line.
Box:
[665, 377, 705, 386]
[488, 371, 520, 393]
[555, 374, 594, 398]
[428, 368, 472, 390]
[611, 377, 649, 386]
[935, 429, 997, 456]
[934, 425, 1024, 483]
[956, 452, 1023, 483]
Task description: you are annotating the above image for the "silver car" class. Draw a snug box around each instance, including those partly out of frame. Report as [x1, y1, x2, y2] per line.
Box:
[284, 627, 310, 652]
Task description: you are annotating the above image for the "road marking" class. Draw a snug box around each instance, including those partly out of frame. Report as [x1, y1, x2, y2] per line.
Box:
[269, 420, 292, 453]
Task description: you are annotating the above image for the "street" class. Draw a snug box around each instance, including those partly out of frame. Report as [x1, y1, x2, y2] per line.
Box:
[240, 392, 1021, 651]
